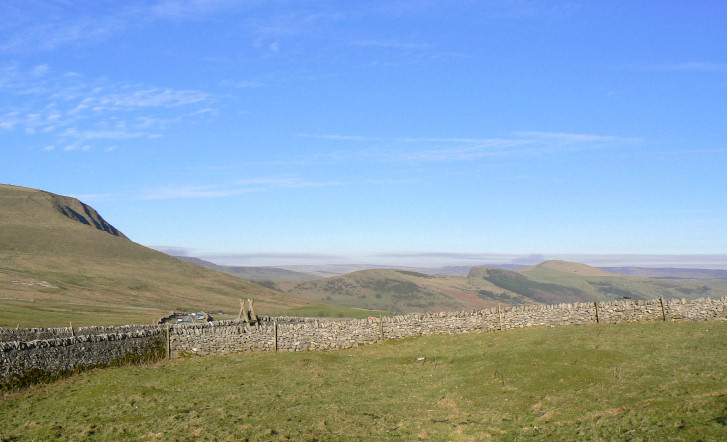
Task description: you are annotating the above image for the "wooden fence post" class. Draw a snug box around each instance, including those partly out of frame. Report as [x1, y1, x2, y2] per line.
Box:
[274, 320, 278, 352]
[660, 296, 667, 321]
[497, 304, 502, 331]
[594, 300, 600, 324]
[166, 323, 171, 360]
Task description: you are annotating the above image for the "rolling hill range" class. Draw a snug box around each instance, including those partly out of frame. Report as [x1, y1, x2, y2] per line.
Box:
[276, 263, 527, 277]
[269, 268, 532, 313]
[0, 184, 307, 326]
[261, 260, 727, 314]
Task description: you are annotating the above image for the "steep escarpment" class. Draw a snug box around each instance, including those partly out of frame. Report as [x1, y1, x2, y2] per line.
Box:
[49, 193, 127, 238]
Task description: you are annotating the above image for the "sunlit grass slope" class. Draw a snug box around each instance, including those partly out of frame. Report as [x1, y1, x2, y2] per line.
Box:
[0, 184, 306, 326]
[521, 260, 727, 301]
[1, 321, 725, 440]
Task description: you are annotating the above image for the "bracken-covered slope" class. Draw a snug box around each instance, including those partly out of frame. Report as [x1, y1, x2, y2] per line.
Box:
[0, 184, 307, 326]
[269, 269, 540, 314]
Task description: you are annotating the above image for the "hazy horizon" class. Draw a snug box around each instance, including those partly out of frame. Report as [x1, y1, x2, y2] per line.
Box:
[156, 246, 727, 270]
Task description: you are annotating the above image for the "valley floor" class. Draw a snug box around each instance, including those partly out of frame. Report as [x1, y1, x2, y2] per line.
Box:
[1, 321, 726, 440]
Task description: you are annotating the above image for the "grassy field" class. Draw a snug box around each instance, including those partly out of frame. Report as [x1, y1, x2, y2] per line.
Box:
[0, 299, 164, 328]
[0, 300, 391, 328]
[2, 320, 726, 440]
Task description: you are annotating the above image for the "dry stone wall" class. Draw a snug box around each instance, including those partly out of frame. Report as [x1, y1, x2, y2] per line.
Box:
[1, 329, 164, 387]
[171, 297, 727, 356]
[2, 297, 726, 387]
[0, 324, 162, 343]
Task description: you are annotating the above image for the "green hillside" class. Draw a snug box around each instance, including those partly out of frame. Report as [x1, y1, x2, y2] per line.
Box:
[521, 260, 726, 301]
[0, 184, 307, 326]
[467, 267, 594, 304]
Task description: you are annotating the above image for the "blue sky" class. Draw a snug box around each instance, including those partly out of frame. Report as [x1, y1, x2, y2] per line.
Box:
[2, 1, 726, 268]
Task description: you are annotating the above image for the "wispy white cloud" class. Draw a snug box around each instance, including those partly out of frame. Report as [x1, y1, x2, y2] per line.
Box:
[84, 88, 211, 110]
[0, 1, 340, 55]
[220, 80, 265, 89]
[0, 2, 132, 52]
[0, 1, 275, 54]
[0, 63, 215, 150]
[513, 131, 623, 143]
[296, 131, 638, 164]
[138, 177, 346, 200]
[63, 144, 91, 152]
[150, 0, 255, 20]
[60, 128, 147, 140]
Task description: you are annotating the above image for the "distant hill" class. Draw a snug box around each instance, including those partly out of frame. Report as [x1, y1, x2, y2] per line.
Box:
[277, 263, 528, 278]
[520, 260, 727, 301]
[467, 266, 594, 304]
[174, 256, 321, 281]
[0, 184, 307, 326]
[524, 260, 618, 277]
[600, 267, 727, 279]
